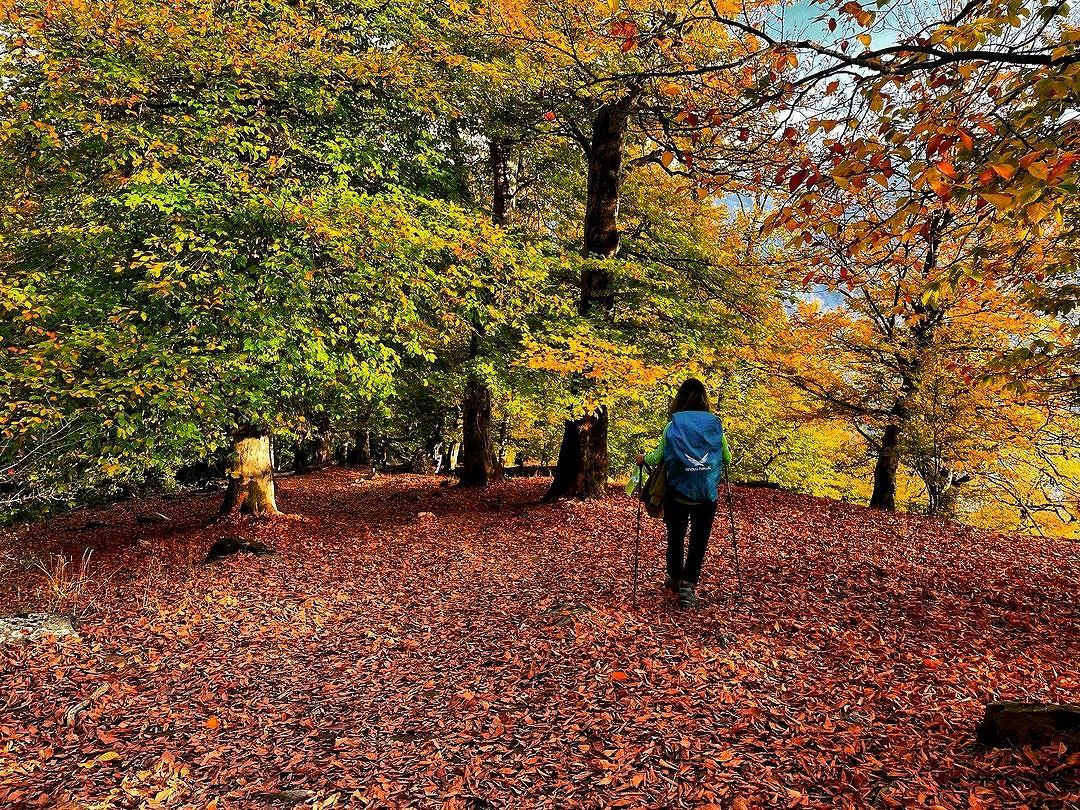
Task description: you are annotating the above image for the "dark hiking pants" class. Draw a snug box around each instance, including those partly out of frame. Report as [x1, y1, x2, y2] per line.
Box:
[664, 493, 718, 584]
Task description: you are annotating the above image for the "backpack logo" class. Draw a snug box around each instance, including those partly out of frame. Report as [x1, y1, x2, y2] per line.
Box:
[683, 451, 710, 472]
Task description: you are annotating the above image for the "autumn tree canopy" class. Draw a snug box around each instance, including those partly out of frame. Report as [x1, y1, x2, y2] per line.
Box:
[0, 0, 1076, 537]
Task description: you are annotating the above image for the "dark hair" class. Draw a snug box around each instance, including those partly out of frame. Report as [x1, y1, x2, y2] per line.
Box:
[669, 378, 710, 416]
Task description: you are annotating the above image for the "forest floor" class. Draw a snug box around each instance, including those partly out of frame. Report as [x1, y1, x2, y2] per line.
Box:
[0, 470, 1077, 809]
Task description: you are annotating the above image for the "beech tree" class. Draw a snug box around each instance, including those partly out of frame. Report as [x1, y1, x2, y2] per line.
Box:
[476, 0, 782, 498]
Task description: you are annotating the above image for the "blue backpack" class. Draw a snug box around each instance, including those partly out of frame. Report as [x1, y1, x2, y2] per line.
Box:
[663, 411, 726, 503]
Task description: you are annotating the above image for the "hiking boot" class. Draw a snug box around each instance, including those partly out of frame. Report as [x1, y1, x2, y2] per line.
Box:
[678, 581, 703, 609]
[664, 575, 679, 594]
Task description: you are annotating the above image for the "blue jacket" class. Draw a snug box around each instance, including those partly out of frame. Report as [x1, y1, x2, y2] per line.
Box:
[663, 411, 728, 503]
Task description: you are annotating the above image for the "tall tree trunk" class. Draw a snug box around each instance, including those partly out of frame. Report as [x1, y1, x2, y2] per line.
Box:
[868, 213, 950, 512]
[294, 435, 331, 473]
[461, 374, 497, 486]
[497, 413, 510, 467]
[341, 428, 372, 469]
[545, 407, 609, 501]
[354, 429, 372, 469]
[220, 428, 280, 516]
[458, 137, 510, 487]
[869, 308, 944, 511]
[579, 101, 630, 315]
[869, 422, 902, 510]
[546, 95, 635, 501]
[491, 137, 511, 228]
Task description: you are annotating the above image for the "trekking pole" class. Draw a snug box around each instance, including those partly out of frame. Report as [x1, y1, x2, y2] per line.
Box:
[723, 465, 743, 597]
[632, 463, 643, 605]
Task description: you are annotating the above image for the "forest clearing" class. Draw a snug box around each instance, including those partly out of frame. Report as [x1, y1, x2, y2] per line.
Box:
[1, 471, 1077, 808]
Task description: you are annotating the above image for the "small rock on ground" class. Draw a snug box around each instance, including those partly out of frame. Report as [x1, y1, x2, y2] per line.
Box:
[0, 613, 78, 644]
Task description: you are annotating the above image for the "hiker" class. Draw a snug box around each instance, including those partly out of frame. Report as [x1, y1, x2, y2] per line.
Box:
[636, 378, 731, 608]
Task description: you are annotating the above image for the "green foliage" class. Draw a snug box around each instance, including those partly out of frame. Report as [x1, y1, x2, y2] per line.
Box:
[0, 0, 554, 512]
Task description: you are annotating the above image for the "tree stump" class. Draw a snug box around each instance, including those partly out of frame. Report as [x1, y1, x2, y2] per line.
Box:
[204, 536, 276, 563]
[220, 430, 280, 516]
[976, 701, 1080, 751]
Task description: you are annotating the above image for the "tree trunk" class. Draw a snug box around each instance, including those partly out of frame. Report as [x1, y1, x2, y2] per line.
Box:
[220, 429, 280, 516]
[579, 100, 631, 315]
[544, 406, 609, 501]
[294, 434, 332, 473]
[294, 415, 332, 473]
[461, 373, 499, 486]
[936, 472, 969, 516]
[457, 137, 511, 488]
[491, 137, 511, 227]
[870, 422, 902, 510]
[921, 466, 971, 516]
[546, 95, 635, 501]
[497, 414, 510, 467]
[342, 428, 372, 469]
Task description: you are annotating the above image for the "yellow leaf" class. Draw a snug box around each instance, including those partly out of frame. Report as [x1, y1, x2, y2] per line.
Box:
[1027, 162, 1049, 180]
[979, 192, 1013, 210]
[81, 751, 120, 768]
[1026, 201, 1052, 223]
[857, 33, 872, 47]
[990, 163, 1016, 180]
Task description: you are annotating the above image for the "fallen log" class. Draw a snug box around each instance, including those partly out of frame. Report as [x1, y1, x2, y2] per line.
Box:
[976, 701, 1080, 751]
[738, 480, 784, 490]
[204, 536, 276, 563]
[502, 464, 555, 478]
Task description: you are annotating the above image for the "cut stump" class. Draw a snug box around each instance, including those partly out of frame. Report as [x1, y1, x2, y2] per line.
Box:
[976, 701, 1080, 751]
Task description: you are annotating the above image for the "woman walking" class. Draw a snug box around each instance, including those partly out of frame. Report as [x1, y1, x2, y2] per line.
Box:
[636, 378, 731, 608]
